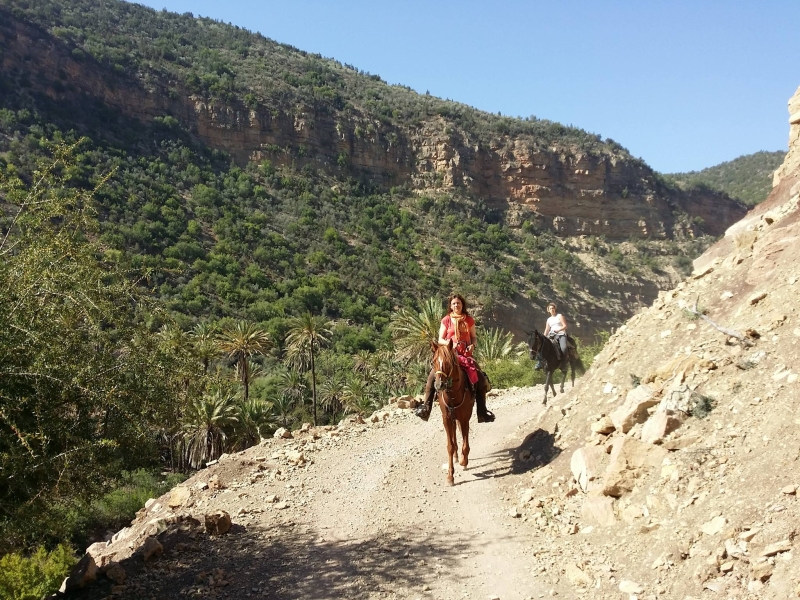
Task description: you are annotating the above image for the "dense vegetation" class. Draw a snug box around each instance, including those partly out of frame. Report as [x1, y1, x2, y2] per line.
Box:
[0, 1, 719, 589]
[664, 150, 786, 206]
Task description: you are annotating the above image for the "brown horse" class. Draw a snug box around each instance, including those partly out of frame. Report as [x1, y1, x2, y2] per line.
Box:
[431, 340, 475, 486]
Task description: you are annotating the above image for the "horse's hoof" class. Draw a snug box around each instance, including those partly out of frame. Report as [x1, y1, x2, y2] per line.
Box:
[446, 477, 455, 487]
[459, 458, 468, 468]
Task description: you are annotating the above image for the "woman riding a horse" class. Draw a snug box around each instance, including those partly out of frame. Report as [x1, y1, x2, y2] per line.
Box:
[414, 294, 495, 423]
[543, 302, 568, 368]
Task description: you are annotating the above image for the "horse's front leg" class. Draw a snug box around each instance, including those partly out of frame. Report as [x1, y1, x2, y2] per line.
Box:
[570, 361, 576, 387]
[459, 418, 470, 469]
[543, 371, 552, 404]
[444, 418, 456, 486]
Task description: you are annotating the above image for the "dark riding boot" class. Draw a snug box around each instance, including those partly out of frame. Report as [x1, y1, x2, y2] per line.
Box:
[414, 370, 436, 422]
[475, 375, 495, 423]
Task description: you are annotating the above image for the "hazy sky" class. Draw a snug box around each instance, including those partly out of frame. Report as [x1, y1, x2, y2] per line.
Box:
[135, 0, 798, 173]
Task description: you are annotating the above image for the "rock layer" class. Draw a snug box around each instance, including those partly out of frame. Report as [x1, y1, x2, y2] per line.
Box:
[0, 10, 747, 241]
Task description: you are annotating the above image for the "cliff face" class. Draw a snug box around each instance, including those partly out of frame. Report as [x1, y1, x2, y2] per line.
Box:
[0, 12, 747, 242]
[773, 85, 800, 186]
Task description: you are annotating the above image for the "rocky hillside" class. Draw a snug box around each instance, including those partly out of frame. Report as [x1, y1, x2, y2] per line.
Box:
[0, 0, 746, 242]
[513, 86, 800, 598]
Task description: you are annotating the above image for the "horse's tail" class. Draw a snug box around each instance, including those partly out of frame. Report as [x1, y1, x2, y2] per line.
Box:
[573, 354, 586, 375]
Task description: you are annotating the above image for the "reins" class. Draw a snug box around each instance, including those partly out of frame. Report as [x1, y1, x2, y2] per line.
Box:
[434, 353, 468, 422]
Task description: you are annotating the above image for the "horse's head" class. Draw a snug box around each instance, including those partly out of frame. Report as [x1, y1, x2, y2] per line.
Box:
[430, 340, 458, 395]
[527, 329, 543, 360]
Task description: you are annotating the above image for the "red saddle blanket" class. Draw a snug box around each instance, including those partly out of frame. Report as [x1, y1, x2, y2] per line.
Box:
[456, 355, 480, 386]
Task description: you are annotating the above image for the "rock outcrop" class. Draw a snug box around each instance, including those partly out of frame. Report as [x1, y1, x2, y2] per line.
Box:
[0, 9, 746, 242]
[772, 85, 800, 186]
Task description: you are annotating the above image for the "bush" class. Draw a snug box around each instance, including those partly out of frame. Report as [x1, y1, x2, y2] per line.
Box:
[87, 470, 188, 534]
[0, 545, 76, 600]
[482, 358, 544, 389]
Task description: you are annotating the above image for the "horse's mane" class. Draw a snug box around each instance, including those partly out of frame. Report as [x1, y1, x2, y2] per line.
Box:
[433, 342, 458, 369]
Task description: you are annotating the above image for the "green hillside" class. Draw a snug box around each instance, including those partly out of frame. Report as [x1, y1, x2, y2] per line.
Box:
[664, 150, 786, 206]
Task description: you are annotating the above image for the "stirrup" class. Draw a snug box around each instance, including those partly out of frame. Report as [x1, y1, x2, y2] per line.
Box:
[414, 404, 431, 422]
[477, 409, 495, 423]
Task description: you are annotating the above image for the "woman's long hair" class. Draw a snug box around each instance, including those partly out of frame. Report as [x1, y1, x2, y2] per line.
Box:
[445, 294, 470, 318]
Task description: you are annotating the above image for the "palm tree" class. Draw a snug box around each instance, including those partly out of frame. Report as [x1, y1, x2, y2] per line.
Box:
[318, 375, 346, 420]
[389, 297, 442, 363]
[271, 394, 296, 429]
[278, 369, 307, 405]
[284, 313, 332, 426]
[474, 327, 528, 363]
[190, 321, 217, 375]
[216, 321, 270, 403]
[342, 377, 375, 416]
[234, 398, 274, 449]
[182, 390, 238, 468]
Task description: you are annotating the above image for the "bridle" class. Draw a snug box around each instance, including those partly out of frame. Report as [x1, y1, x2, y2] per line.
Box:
[528, 331, 543, 359]
[433, 350, 468, 421]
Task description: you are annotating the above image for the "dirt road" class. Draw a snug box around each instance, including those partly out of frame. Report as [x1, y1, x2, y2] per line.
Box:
[75, 387, 564, 600]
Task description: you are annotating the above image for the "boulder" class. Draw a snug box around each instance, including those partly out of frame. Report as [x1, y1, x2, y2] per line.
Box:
[205, 510, 232, 535]
[167, 486, 191, 509]
[103, 563, 126, 585]
[590, 416, 615, 435]
[701, 516, 727, 536]
[609, 385, 659, 433]
[59, 553, 98, 593]
[751, 561, 774, 582]
[761, 539, 792, 557]
[602, 437, 667, 497]
[141, 537, 163, 562]
[535, 405, 563, 435]
[641, 409, 684, 444]
[274, 427, 293, 439]
[286, 451, 305, 465]
[565, 563, 593, 588]
[619, 580, 643, 595]
[581, 493, 616, 526]
[570, 445, 604, 492]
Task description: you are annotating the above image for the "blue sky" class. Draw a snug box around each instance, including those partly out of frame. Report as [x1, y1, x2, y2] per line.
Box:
[135, 0, 798, 173]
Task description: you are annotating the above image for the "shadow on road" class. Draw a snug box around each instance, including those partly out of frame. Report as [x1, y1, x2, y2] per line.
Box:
[67, 522, 501, 599]
[462, 428, 562, 482]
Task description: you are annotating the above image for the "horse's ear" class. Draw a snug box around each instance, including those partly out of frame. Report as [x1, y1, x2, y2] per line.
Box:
[447, 339, 454, 350]
[430, 340, 438, 353]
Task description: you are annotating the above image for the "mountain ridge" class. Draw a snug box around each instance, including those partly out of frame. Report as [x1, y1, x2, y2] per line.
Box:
[0, 0, 746, 243]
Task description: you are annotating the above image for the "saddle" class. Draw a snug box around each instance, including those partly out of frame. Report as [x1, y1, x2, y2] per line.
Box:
[548, 332, 577, 350]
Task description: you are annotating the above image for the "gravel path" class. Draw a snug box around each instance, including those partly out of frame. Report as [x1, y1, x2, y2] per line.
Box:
[72, 387, 559, 600]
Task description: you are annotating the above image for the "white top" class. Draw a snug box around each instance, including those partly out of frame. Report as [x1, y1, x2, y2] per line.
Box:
[547, 314, 566, 334]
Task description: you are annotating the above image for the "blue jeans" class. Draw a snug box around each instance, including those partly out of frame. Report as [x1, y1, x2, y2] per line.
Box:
[550, 333, 567, 360]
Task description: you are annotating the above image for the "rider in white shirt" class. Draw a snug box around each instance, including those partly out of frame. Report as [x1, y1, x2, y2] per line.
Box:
[543, 302, 568, 366]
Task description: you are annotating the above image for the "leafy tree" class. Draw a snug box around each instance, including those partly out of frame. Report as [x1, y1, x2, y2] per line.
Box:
[284, 313, 332, 425]
[0, 142, 198, 550]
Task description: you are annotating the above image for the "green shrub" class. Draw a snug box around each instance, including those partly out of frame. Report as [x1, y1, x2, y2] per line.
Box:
[483, 358, 544, 389]
[0, 545, 76, 600]
[88, 470, 187, 534]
